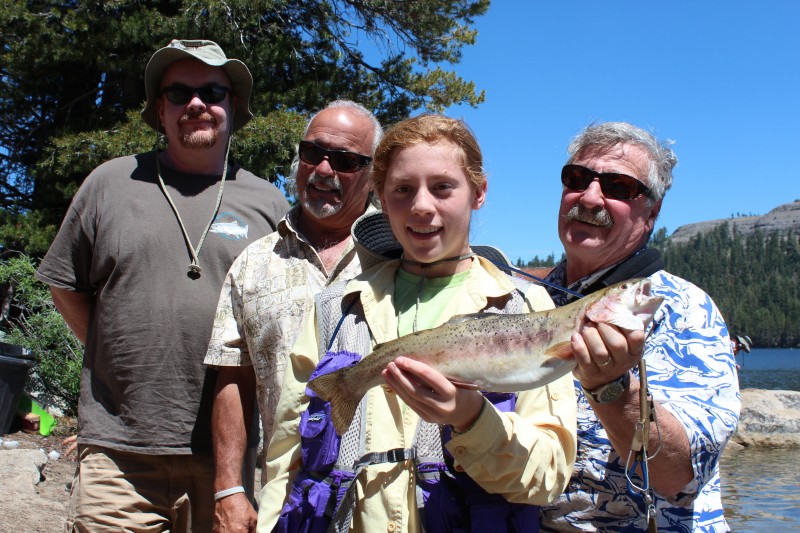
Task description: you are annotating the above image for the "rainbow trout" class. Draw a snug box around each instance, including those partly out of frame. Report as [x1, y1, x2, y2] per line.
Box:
[308, 278, 664, 435]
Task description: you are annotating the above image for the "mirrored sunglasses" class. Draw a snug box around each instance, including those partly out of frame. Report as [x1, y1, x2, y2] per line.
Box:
[298, 141, 372, 173]
[160, 83, 231, 105]
[561, 164, 652, 200]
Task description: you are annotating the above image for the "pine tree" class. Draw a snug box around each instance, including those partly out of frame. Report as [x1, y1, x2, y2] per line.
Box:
[0, 0, 489, 256]
[650, 227, 800, 348]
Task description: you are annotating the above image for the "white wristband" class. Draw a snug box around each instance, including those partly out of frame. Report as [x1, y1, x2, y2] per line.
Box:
[214, 486, 245, 501]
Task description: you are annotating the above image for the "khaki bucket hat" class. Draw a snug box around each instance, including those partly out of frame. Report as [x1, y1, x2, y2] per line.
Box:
[141, 39, 253, 133]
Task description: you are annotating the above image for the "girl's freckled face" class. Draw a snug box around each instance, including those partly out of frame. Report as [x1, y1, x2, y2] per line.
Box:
[379, 141, 486, 277]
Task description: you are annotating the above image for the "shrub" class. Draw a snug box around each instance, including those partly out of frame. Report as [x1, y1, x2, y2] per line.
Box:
[0, 253, 81, 415]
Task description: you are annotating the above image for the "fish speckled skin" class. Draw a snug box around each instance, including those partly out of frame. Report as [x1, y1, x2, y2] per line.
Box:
[309, 278, 663, 435]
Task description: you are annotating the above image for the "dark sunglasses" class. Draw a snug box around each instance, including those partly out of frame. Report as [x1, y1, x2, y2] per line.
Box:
[561, 164, 652, 200]
[160, 83, 231, 105]
[298, 141, 372, 173]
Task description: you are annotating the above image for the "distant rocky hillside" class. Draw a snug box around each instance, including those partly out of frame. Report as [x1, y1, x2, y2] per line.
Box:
[669, 200, 800, 244]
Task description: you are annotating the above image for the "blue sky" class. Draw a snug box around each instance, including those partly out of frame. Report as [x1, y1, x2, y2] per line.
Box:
[439, 2, 800, 263]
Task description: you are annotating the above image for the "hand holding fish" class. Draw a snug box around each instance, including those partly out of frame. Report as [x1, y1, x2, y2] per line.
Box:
[309, 279, 663, 436]
[382, 356, 485, 431]
[571, 322, 647, 391]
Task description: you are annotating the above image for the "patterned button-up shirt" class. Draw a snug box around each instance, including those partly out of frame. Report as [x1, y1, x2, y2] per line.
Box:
[204, 206, 366, 450]
[540, 261, 740, 532]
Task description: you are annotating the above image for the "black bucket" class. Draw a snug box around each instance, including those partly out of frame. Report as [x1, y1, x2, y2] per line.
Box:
[0, 342, 35, 435]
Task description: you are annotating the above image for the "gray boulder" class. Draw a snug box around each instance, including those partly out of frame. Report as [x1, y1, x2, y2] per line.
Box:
[732, 389, 800, 448]
[0, 448, 48, 495]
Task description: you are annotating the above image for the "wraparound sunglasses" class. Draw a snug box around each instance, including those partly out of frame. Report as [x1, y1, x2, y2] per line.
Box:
[561, 164, 652, 200]
[160, 83, 231, 105]
[298, 140, 372, 173]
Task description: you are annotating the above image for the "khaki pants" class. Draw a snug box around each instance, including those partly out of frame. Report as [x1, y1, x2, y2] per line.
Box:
[68, 445, 215, 533]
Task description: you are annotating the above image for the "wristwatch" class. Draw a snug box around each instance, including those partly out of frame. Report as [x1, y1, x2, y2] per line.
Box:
[581, 371, 631, 404]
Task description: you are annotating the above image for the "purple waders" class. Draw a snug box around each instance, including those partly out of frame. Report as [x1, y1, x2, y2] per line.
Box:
[276, 349, 540, 532]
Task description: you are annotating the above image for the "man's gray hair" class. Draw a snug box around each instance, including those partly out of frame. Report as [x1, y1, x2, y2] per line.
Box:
[284, 100, 383, 201]
[566, 122, 677, 203]
[307, 100, 383, 154]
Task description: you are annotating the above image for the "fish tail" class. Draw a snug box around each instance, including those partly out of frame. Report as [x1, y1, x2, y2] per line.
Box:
[307, 369, 362, 436]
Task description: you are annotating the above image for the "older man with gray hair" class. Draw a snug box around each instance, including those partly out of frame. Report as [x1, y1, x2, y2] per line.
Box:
[205, 100, 382, 532]
[540, 122, 740, 531]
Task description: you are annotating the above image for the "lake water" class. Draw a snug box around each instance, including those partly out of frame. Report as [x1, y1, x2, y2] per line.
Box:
[735, 347, 800, 391]
[721, 348, 800, 531]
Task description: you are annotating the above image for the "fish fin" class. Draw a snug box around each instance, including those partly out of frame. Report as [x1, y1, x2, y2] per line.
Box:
[307, 370, 363, 436]
[330, 396, 360, 436]
[544, 341, 573, 360]
[306, 370, 337, 402]
[449, 379, 481, 390]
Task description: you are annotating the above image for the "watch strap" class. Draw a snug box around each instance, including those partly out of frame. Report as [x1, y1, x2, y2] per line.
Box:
[581, 371, 631, 404]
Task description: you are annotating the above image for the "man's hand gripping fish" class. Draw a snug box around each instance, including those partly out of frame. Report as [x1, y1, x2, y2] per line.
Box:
[308, 278, 664, 435]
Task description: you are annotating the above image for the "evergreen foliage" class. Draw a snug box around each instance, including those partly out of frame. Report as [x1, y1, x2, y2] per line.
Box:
[0, 254, 81, 414]
[515, 253, 564, 269]
[518, 225, 800, 348]
[651, 224, 799, 348]
[0, 1, 490, 413]
[1, 0, 488, 256]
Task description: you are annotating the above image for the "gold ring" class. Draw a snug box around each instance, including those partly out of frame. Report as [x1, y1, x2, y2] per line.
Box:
[597, 357, 613, 367]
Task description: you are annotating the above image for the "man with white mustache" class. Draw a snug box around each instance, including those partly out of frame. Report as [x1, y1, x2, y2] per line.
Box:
[565, 203, 614, 228]
[540, 122, 740, 532]
[304, 172, 344, 216]
[204, 100, 382, 532]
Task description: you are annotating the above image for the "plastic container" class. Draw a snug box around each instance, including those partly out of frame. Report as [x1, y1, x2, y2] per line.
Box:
[0, 342, 35, 435]
[16, 395, 57, 436]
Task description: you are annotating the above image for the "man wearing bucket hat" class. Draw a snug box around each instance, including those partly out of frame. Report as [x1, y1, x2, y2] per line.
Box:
[36, 39, 289, 532]
[204, 100, 382, 532]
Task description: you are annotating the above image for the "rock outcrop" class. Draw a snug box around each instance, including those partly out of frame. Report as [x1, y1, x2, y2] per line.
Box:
[669, 200, 800, 245]
[0, 448, 48, 495]
[731, 388, 800, 448]
[0, 447, 68, 533]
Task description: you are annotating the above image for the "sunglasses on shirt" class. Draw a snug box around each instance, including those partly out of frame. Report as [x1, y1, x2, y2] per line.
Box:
[160, 83, 231, 105]
[298, 140, 372, 173]
[561, 164, 652, 200]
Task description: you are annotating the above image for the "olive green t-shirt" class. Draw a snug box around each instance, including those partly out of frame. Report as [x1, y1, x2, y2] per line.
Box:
[36, 152, 289, 454]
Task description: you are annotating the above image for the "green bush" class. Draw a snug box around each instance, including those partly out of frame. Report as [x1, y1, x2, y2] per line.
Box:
[0, 253, 81, 415]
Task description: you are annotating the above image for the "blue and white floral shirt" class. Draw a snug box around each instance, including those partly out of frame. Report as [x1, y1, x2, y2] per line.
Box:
[541, 264, 741, 532]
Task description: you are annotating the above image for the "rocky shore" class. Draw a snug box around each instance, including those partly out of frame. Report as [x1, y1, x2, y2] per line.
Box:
[1, 389, 797, 533]
[727, 388, 800, 450]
